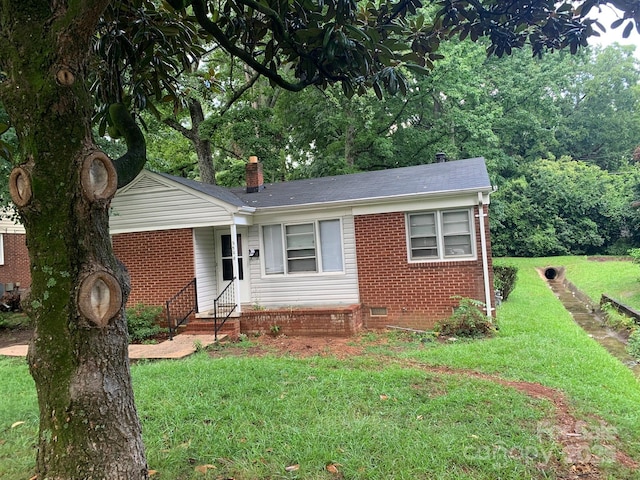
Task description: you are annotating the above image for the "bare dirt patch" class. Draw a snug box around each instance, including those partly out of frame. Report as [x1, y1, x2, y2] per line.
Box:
[421, 365, 639, 480]
[208, 333, 372, 359]
[0, 326, 33, 349]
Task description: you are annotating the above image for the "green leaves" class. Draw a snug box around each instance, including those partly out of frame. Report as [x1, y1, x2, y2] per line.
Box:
[431, 0, 637, 59]
[491, 157, 640, 257]
[92, 0, 207, 126]
[0, 121, 14, 162]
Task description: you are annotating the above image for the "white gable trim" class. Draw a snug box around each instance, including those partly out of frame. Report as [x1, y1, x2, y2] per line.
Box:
[117, 170, 242, 211]
[110, 170, 252, 234]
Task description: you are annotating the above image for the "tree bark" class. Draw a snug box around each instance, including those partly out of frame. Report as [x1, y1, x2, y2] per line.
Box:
[189, 99, 216, 184]
[163, 98, 216, 184]
[0, 2, 148, 478]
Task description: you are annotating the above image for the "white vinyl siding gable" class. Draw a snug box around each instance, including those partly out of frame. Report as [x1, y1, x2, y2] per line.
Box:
[407, 208, 475, 262]
[110, 172, 237, 234]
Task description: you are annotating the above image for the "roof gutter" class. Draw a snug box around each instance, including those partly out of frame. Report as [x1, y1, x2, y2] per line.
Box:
[249, 186, 494, 214]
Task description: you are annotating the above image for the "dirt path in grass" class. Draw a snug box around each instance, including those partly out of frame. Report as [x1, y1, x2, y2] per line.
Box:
[210, 334, 639, 479]
[422, 365, 639, 479]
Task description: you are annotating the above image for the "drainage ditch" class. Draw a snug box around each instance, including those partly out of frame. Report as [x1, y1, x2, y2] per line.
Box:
[540, 266, 640, 376]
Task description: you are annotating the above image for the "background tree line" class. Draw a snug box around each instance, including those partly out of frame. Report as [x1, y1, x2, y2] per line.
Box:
[127, 40, 640, 258]
[3, 38, 638, 258]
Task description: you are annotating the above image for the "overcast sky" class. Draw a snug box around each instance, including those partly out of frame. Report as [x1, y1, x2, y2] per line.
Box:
[588, 5, 639, 56]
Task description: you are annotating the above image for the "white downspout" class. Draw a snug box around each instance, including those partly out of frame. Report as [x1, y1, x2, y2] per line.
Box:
[477, 192, 493, 316]
[230, 223, 242, 313]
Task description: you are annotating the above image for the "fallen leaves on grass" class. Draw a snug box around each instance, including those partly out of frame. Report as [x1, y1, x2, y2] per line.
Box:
[195, 464, 217, 474]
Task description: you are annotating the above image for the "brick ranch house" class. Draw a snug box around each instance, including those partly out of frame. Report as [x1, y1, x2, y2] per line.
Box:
[2, 157, 495, 336]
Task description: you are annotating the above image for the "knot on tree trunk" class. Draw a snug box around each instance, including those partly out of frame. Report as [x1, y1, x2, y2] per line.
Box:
[77, 269, 123, 327]
[80, 151, 118, 202]
[9, 166, 33, 207]
[55, 67, 75, 86]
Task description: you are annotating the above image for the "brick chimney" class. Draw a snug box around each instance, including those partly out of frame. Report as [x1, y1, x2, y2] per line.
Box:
[245, 155, 264, 193]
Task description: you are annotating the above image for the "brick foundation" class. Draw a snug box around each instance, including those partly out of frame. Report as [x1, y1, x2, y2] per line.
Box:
[355, 207, 494, 330]
[240, 304, 363, 337]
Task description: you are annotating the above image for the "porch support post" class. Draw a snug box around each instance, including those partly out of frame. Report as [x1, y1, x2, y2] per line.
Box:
[230, 223, 242, 313]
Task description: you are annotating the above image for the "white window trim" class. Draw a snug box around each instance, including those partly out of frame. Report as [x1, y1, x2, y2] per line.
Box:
[260, 219, 345, 276]
[0, 234, 4, 265]
[406, 208, 476, 262]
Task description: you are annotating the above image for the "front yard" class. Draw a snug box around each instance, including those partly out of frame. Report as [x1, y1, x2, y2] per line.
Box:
[1, 257, 639, 479]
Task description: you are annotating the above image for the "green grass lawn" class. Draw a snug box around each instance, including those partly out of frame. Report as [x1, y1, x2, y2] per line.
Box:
[525, 255, 640, 310]
[406, 258, 640, 464]
[1, 256, 639, 479]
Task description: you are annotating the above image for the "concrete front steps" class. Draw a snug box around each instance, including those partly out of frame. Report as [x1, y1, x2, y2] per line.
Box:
[182, 316, 240, 340]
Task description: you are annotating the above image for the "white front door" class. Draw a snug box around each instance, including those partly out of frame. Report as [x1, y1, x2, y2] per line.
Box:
[217, 228, 251, 304]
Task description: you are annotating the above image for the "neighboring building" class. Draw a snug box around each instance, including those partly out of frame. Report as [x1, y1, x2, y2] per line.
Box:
[0, 215, 29, 295]
[109, 156, 495, 336]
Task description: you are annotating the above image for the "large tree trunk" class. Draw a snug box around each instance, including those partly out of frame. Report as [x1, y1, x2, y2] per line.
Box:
[189, 99, 216, 184]
[164, 98, 217, 184]
[0, 3, 148, 479]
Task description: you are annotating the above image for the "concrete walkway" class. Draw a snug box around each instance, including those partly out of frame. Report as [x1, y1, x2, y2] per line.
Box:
[0, 334, 225, 360]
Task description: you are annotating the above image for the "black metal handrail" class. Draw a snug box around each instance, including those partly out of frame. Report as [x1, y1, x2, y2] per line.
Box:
[166, 278, 198, 340]
[214, 278, 237, 341]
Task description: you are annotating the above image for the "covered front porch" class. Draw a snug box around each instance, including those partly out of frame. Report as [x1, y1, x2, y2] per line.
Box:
[166, 223, 250, 340]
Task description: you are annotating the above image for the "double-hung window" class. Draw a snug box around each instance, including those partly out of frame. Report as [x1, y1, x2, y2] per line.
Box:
[408, 209, 474, 261]
[262, 219, 344, 275]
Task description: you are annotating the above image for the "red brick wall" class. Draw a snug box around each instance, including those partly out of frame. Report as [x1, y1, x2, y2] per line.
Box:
[240, 304, 363, 337]
[112, 228, 195, 307]
[0, 233, 31, 289]
[355, 206, 494, 330]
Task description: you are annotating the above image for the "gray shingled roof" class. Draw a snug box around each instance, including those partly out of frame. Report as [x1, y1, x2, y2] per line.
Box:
[159, 157, 490, 209]
[156, 172, 247, 207]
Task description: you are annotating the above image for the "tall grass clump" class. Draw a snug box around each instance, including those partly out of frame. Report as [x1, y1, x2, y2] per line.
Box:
[435, 297, 496, 337]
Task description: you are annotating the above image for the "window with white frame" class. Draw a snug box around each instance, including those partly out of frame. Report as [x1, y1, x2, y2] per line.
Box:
[408, 209, 474, 261]
[262, 219, 344, 274]
[0, 234, 4, 265]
